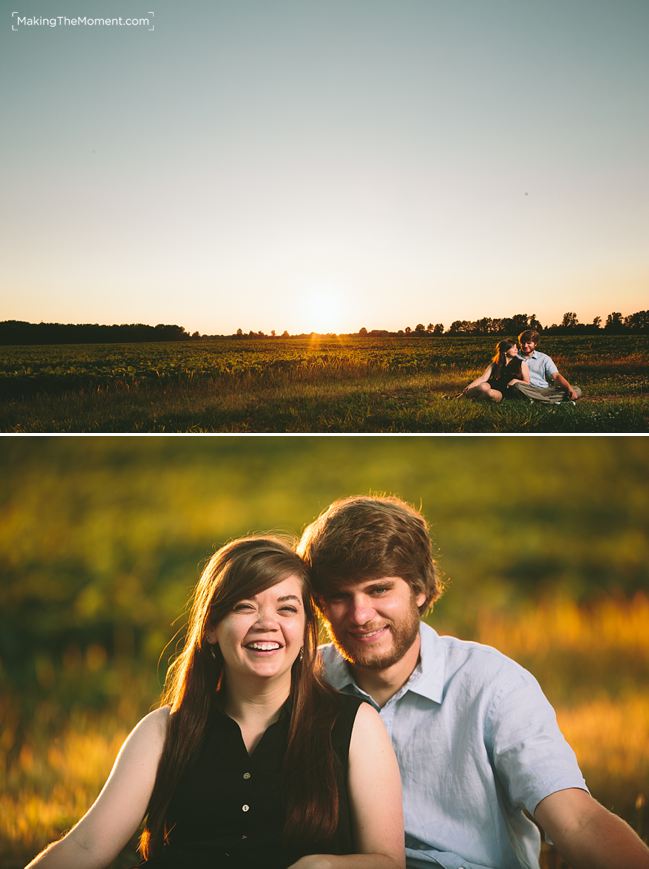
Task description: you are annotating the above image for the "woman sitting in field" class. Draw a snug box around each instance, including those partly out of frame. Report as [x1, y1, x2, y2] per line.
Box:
[462, 339, 529, 403]
[27, 537, 404, 869]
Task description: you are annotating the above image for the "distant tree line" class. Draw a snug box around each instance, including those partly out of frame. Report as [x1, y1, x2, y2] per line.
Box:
[3, 310, 647, 345]
[230, 328, 290, 339]
[0, 321, 191, 345]
[357, 310, 649, 337]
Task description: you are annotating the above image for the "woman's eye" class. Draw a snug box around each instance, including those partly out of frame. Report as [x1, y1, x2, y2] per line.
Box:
[234, 603, 254, 612]
[279, 606, 298, 614]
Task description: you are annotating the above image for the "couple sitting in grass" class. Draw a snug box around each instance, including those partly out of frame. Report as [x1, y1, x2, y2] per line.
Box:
[463, 329, 582, 404]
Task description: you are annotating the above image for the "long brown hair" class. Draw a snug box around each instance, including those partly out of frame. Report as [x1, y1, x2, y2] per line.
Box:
[140, 536, 342, 859]
[490, 339, 517, 379]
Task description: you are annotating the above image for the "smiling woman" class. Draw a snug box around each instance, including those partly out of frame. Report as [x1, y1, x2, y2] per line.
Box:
[26, 536, 404, 869]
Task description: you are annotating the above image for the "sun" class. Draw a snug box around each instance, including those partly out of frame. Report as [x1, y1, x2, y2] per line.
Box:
[301, 284, 346, 334]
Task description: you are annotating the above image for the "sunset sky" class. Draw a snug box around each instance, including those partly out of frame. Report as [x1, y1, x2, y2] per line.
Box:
[2, 0, 647, 334]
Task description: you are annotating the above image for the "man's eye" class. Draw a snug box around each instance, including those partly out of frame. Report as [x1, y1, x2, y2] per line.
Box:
[371, 587, 389, 595]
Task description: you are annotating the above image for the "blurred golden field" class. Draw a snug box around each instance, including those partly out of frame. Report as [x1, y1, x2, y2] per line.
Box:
[1, 437, 648, 866]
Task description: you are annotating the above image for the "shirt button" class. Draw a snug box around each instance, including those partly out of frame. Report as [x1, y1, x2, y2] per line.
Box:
[241, 834, 247, 840]
[242, 804, 250, 812]
[243, 771, 252, 780]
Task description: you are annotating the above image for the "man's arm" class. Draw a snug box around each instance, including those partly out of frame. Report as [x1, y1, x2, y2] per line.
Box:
[551, 370, 580, 400]
[535, 788, 649, 869]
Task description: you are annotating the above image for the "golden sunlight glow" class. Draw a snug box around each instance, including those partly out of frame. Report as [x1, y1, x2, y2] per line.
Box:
[300, 283, 347, 334]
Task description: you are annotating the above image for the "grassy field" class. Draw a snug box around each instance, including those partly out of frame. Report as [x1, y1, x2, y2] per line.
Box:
[1, 333, 647, 431]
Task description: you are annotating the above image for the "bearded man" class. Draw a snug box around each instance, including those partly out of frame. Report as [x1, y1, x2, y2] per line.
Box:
[298, 496, 648, 869]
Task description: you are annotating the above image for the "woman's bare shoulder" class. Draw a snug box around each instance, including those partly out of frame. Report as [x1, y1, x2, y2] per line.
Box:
[355, 699, 381, 723]
[350, 700, 386, 742]
[127, 705, 171, 749]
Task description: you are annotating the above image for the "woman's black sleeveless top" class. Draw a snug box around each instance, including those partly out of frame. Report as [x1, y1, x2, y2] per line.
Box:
[488, 355, 523, 393]
[143, 692, 364, 869]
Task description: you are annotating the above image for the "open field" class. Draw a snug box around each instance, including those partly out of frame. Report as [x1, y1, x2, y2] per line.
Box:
[1, 334, 647, 431]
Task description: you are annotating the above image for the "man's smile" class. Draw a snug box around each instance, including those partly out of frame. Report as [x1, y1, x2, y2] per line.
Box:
[349, 626, 390, 642]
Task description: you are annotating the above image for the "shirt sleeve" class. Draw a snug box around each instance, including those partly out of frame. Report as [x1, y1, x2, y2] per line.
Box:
[487, 665, 587, 815]
[543, 354, 559, 379]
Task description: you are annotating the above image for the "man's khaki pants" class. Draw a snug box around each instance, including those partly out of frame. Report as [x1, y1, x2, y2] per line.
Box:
[511, 383, 582, 404]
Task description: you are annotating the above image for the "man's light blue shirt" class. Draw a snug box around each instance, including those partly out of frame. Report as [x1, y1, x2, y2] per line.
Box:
[321, 623, 587, 869]
[518, 349, 558, 388]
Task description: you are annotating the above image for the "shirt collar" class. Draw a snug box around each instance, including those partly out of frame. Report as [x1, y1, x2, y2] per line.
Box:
[407, 622, 446, 704]
[324, 622, 446, 705]
[324, 646, 357, 691]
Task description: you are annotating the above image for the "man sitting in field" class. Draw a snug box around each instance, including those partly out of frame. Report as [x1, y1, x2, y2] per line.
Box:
[299, 495, 649, 869]
[512, 329, 582, 403]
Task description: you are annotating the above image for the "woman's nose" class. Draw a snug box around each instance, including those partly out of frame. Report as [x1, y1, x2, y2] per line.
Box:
[252, 609, 279, 629]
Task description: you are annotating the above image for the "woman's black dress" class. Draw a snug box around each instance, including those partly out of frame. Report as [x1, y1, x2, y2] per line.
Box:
[142, 692, 363, 869]
[488, 356, 524, 397]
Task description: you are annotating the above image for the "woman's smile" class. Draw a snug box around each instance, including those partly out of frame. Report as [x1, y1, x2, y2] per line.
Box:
[244, 640, 283, 652]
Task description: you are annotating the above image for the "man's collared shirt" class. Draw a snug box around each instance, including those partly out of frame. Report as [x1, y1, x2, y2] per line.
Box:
[518, 349, 558, 388]
[321, 623, 587, 869]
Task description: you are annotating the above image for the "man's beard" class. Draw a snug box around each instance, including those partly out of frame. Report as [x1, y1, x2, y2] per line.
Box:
[329, 605, 420, 670]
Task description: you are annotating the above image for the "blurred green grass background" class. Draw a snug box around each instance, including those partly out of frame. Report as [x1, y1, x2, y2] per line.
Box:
[1, 436, 648, 865]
